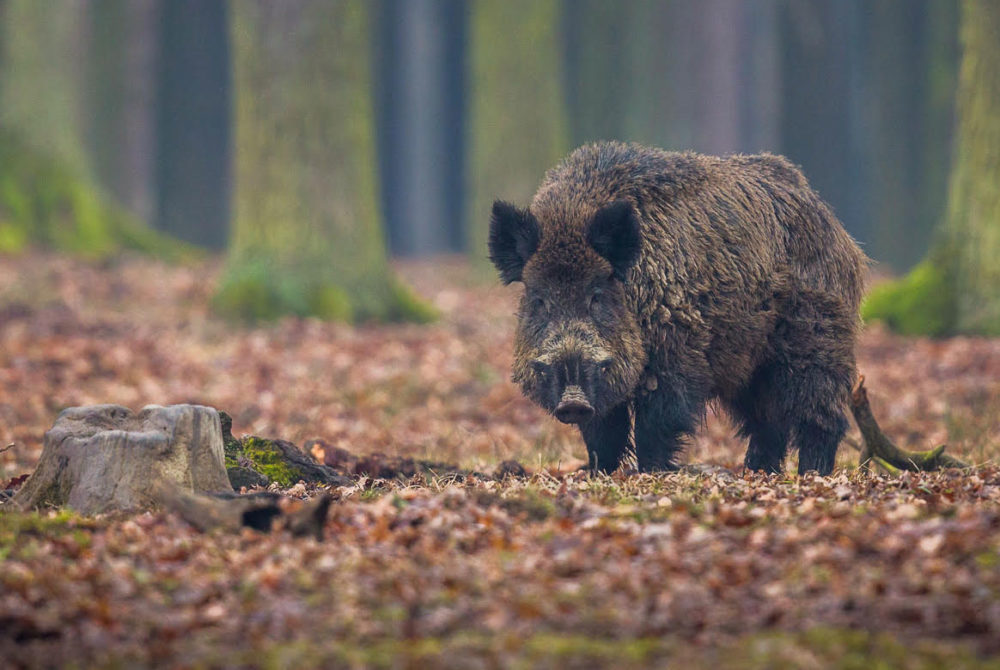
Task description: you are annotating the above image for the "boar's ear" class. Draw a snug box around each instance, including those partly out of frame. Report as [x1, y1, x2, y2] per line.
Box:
[489, 200, 540, 284]
[587, 200, 641, 282]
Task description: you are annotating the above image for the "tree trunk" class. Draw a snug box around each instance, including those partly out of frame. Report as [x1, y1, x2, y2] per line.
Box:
[867, 0, 959, 272]
[217, 0, 432, 322]
[374, 0, 467, 256]
[466, 0, 567, 268]
[562, 0, 632, 146]
[779, 1, 861, 240]
[0, 0, 189, 259]
[864, 0, 1000, 336]
[564, 0, 780, 156]
[87, 0, 161, 225]
[948, 0, 1000, 334]
[154, 0, 231, 250]
[0, 0, 90, 174]
[737, 0, 781, 154]
[619, 0, 675, 148]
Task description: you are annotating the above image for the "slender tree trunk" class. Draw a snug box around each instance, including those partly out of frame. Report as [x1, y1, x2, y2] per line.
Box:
[374, 0, 466, 256]
[218, 0, 432, 322]
[155, 0, 231, 250]
[738, 0, 781, 153]
[867, 0, 958, 272]
[620, 0, 674, 148]
[864, 0, 1000, 336]
[779, 1, 860, 239]
[467, 0, 567, 267]
[694, 0, 743, 155]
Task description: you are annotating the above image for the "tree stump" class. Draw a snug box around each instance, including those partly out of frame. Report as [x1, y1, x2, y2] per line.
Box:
[12, 404, 233, 514]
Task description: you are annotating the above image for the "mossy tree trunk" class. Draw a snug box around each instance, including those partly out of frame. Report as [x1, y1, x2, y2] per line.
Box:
[218, 0, 432, 322]
[864, 0, 1000, 336]
[0, 0, 189, 259]
[466, 0, 567, 268]
[0, 0, 90, 174]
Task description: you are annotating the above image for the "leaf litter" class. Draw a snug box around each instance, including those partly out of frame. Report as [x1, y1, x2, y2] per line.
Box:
[1, 253, 1000, 667]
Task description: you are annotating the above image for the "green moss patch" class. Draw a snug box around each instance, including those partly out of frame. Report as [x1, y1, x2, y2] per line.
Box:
[725, 627, 996, 670]
[214, 258, 437, 324]
[0, 508, 96, 560]
[219, 433, 304, 488]
[862, 260, 957, 336]
[385, 276, 439, 323]
[218, 415, 345, 489]
[0, 129, 197, 261]
[239, 437, 304, 488]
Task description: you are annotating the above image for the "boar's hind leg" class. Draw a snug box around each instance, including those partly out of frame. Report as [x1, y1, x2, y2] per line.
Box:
[580, 402, 630, 474]
[771, 288, 857, 476]
[633, 388, 699, 472]
[794, 412, 848, 476]
[738, 360, 847, 476]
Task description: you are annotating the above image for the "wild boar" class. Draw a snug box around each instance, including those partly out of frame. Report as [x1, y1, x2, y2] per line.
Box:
[489, 142, 866, 475]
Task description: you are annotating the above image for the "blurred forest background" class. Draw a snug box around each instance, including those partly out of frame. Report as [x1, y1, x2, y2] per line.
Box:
[6, 5, 1000, 664]
[0, 0, 996, 329]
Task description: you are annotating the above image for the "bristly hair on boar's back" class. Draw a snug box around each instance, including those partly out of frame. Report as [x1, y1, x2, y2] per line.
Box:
[489, 141, 867, 476]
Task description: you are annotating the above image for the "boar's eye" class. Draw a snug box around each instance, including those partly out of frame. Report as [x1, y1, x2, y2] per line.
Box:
[527, 295, 548, 316]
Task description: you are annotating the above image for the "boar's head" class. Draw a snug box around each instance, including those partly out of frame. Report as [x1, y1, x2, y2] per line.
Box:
[489, 199, 647, 424]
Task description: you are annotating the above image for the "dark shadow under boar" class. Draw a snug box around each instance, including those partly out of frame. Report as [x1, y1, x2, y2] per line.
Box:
[489, 142, 866, 475]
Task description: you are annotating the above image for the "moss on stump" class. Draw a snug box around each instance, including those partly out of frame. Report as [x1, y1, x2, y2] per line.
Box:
[219, 412, 349, 488]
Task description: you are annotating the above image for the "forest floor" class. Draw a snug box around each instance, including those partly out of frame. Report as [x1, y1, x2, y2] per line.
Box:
[1, 253, 1000, 668]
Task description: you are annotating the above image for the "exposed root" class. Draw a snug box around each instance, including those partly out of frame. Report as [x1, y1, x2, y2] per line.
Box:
[153, 482, 332, 539]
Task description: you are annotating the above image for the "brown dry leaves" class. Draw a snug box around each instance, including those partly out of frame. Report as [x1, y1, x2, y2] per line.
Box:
[2, 253, 1000, 666]
[3, 470, 1000, 666]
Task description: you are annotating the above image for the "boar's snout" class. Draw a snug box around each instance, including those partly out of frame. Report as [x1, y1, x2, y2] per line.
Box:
[532, 352, 608, 424]
[554, 386, 594, 424]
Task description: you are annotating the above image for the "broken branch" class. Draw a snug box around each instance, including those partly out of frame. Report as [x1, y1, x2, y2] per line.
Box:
[850, 375, 970, 472]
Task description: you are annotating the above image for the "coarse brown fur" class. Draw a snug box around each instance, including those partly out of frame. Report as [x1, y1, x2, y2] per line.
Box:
[489, 142, 867, 475]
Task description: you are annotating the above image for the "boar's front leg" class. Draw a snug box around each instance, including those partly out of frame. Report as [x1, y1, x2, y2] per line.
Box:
[580, 402, 630, 474]
[634, 386, 699, 472]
